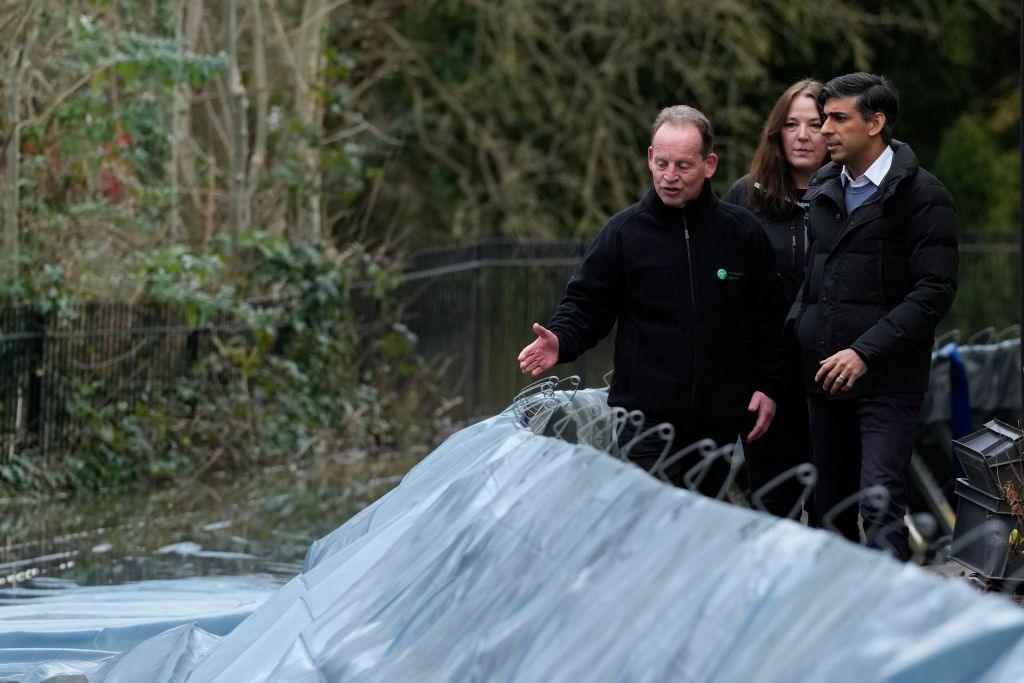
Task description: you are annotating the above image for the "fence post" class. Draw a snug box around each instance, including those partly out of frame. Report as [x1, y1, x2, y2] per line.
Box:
[25, 307, 43, 440]
[186, 327, 200, 365]
[469, 267, 483, 413]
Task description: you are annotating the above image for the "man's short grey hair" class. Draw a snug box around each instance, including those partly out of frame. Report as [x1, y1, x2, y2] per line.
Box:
[651, 105, 714, 157]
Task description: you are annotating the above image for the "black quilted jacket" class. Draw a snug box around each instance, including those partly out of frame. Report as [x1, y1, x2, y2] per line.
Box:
[787, 141, 959, 397]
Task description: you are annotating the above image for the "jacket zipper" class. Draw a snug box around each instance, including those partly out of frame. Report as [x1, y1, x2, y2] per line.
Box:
[683, 217, 697, 409]
[790, 225, 797, 267]
[802, 208, 809, 262]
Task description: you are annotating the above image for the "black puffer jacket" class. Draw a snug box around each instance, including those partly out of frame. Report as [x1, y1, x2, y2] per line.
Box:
[722, 175, 809, 309]
[787, 141, 959, 397]
[548, 181, 788, 421]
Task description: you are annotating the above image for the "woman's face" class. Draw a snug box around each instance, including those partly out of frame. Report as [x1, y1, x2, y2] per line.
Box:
[780, 95, 827, 177]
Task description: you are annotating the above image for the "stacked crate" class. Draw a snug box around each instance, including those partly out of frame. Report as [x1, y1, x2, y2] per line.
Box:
[951, 420, 1024, 579]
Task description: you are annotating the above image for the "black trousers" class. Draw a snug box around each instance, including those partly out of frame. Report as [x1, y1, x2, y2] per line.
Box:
[807, 392, 923, 561]
[618, 416, 744, 498]
[743, 383, 812, 520]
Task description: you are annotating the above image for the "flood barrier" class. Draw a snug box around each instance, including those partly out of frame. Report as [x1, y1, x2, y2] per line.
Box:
[12, 389, 1024, 682]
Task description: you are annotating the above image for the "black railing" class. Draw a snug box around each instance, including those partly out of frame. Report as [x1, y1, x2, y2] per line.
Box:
[0, 303, 252, 460]
[395, 240, 612, 418]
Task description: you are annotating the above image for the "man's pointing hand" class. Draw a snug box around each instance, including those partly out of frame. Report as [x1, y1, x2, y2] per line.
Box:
[517, 323, 559, 377]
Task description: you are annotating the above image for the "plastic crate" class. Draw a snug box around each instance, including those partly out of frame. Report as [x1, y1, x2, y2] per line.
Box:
[952, 419, 1024, 499]
[950, 478, 1024, 580]
[954, 477, 1013, 514]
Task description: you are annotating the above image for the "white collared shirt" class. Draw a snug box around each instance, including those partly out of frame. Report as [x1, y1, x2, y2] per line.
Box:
[840, 144, 894, 189]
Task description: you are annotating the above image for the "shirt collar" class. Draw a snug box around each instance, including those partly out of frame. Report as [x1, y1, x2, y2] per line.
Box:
[840, 144, 894, 189]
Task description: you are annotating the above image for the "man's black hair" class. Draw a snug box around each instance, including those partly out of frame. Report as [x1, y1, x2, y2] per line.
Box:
[819, 72, 899, 144]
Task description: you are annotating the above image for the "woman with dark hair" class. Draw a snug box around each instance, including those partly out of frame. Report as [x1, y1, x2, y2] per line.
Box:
[723, 78, 828, 520]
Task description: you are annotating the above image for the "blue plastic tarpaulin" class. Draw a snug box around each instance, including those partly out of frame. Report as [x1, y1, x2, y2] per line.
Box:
[0, 576, 278, 682]
[8, 396, 1024, 681]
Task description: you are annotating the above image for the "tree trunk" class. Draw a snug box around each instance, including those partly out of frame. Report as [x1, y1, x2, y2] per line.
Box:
[3, 3, 38, 279]
[169, 0, 204, 244]
[225, 0, 250, 245]
[167, 0, 186, 241]
[295, 0, 326, 241]
[248, 0, 269, 219]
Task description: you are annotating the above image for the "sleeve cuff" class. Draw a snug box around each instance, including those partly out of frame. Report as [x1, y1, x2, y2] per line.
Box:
[849, 344, 872, 365]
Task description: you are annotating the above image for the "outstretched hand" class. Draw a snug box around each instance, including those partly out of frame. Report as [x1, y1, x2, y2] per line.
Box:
[746, 390, 776, 442]
[517, 323, 559, 377]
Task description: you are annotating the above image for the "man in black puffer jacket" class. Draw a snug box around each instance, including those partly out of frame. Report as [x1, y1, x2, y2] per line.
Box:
[788, 74, 958, 560]
[518, 105, 789, 498]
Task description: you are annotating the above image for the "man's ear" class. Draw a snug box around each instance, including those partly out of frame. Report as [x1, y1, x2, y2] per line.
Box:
[867, 112, 886, 138]
[704, 152, 719, 178]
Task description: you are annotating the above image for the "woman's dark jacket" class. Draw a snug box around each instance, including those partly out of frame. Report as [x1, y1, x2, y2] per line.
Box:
[786, 141, 959, 397]
[722, 175, 809, 309]
[547, 180, 788, 422]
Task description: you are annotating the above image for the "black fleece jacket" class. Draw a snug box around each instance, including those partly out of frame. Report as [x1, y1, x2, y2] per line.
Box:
[547, 181, 789, 422]
[788, 141, 959, 397]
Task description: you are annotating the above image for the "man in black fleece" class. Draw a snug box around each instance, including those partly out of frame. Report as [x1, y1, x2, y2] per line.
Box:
[518, 105, 789, 497]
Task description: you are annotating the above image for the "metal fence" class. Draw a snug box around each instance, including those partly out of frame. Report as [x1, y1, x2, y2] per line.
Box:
[397, 240, 613, 419]
[0, 240, 609, 460]
[0, 303, 251, 459]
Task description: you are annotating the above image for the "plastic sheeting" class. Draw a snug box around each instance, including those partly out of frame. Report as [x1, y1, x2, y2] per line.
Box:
[0, 576, 278, 682]
[923, 339, 1021, 424]
[13, 395, 1024, 682]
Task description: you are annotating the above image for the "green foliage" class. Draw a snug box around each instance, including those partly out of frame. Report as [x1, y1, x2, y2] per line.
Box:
[334, 0, 1018, 244]
[8, 1, 1016, 251]
[69, 14, 227, 87]
[933, 88, 1020, 238]
[136, 246, 237, 326]
[0, 238, 446, 495]
[8, 7, 223, 291]
[5, 0, 383, 288]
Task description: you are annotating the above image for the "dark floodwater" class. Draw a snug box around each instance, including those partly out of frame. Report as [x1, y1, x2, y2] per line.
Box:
[0, 454, 418, 594]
